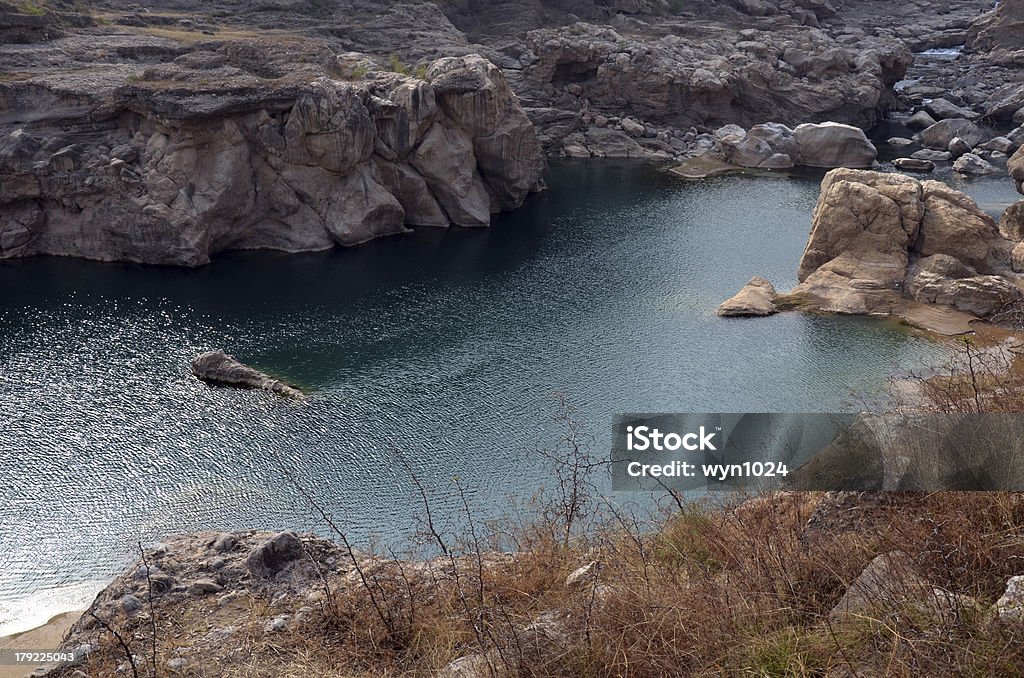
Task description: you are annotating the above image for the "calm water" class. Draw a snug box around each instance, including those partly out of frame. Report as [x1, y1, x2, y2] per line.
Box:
[0, 161, 1017, 634]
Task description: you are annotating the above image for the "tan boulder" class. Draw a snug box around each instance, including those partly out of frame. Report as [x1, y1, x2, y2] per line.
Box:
[797, 169, 923, 284]
[717, 277, 778, 317]
[1010, 145, 1024, 195]
[916, 181, 1001, 272]
[788, 169, 1023, 320]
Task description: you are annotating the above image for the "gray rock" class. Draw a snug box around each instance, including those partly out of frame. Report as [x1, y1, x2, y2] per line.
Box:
[191, 351, 302, 398]
[720, 133, 774, 168]
[0, 54, 544, 267]
[188, 579, 223, 595]
[793, 122, 877, 168]
[905, 110, 938, 130]
[924, 98, 977, 120]
[120, 595, 143, 615]
[748, 122, 800, 160]
[953, 153, 1001, 176]
[948, 137, 972, 157]
[714, 124, 747, 139]
[887, 137, 914, 147]
[920, 118, 987, 150]
[893, 157, 934, 172]
[830, 552, 928, 618]
[211, 533, 237, 552]
[911, 149, 952, 162]
[265, 615, 290, 632]
[996, 576, 1024, 624]
[982, 136, 1016, 154]
[620, 117, 645, 137]
[759, 153, 795, 169]
[245, 531, 303, 579]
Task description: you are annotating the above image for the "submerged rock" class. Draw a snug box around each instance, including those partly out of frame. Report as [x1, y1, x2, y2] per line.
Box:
[717, 277, 779, 317]
[191, 351, 303, 398]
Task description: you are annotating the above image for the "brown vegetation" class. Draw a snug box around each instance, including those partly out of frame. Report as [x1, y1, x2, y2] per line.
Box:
[62, 353, 1024, 677]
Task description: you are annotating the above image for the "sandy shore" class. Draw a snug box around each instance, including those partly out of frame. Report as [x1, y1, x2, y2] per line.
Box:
[0, 612, 82, 678]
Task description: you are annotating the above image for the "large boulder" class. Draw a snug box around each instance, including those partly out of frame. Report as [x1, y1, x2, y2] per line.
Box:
[953, 153, 1000, 176]
[920, 119, 987, 150]
[797, 170, 922, 284]
[788, 169, 1020, 319]
[915, 181, 1002, 272]
[793, 122, 877, 169]
[908, 272, 1023, 317]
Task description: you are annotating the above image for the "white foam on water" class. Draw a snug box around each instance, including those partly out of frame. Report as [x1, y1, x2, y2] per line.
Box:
[0, 580, 105, 637]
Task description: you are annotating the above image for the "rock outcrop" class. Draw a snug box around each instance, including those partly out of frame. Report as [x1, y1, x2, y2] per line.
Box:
[746, 169, 1024, 324]
[717, 276, 779, 317]
[520, 20, 911, 159]
[675, 121, 877, 176]
[191, 350, 303, 398]
[0, 48, 545, 266]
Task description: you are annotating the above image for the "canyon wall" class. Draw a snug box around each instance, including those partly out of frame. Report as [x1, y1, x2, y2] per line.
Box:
[0, 49, 545, 266]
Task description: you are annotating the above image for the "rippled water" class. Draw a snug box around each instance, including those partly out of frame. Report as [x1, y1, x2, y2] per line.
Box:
[0, 161, 1017, 634]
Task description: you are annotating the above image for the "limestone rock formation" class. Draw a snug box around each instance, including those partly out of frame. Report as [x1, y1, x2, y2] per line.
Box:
[717, 277, 779, 317]
[0, 49, 545, 266]
[785, 169, 1024, 319]
[191, 350, 303, 398]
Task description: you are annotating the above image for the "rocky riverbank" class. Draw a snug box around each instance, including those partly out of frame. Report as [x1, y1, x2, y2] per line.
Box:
[24, 492, 1024, 677]
[3, 0, 1016, 266]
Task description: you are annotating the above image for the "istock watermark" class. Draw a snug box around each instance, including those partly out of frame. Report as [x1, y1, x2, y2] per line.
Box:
[611, 413, 1024, 492]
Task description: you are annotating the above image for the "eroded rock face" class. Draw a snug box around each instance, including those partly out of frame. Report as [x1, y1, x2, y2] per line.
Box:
[521, 21, 910, 142]
[0, 53, 546, 266]
[788, 169, 1023, 318]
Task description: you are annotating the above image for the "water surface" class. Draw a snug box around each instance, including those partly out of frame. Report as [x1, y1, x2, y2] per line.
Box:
[1, 161, 1016, 634]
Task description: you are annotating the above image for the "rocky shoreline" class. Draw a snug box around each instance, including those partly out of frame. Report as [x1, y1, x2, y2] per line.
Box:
[718, 160, 1024, 332]
[23, 494, 1024, 677]
[2, 0, 1021, 266]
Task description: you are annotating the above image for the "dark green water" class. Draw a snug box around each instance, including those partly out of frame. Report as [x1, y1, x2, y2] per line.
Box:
[0, 161, 1017, 633]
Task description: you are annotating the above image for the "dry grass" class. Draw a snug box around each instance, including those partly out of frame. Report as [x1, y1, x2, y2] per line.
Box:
[66, 492, 1024, 677]
[62, 352, 1024, 677]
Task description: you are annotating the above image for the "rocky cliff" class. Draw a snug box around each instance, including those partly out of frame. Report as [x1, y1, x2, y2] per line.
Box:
[0, 41, 546, 266]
